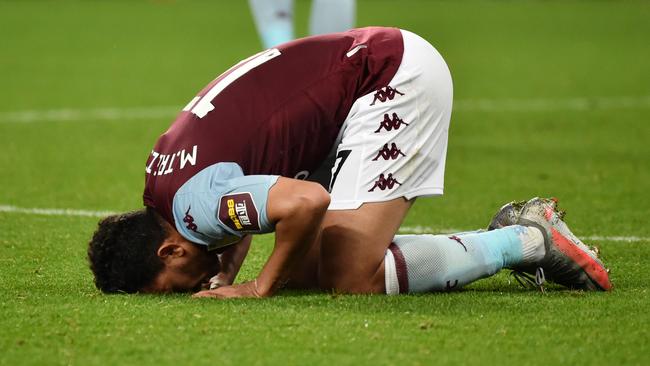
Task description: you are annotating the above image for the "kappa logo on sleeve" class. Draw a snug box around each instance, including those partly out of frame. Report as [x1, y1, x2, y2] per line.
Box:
[183, 206, 204, 235]
[218, 193, 260, 232]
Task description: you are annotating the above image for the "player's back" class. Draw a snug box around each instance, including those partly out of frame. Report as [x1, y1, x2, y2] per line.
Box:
[144, 27, 404, 223]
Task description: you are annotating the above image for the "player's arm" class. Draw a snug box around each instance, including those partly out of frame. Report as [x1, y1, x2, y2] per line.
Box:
[194, 177, 329, 298]
[255, 177, 330, 296]
[207, 235, 252, 289]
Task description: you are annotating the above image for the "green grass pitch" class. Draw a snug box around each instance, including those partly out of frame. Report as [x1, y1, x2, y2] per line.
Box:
[1, 1, 649, 365]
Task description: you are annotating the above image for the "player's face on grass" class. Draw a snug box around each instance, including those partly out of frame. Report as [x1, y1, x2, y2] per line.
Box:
[144, 240, 222, 293]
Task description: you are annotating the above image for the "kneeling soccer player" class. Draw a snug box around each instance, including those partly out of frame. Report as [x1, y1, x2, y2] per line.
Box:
[87, 27, 611, 297]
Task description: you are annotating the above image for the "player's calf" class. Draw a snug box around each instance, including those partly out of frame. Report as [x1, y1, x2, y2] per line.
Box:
[384, 226, 545, 294]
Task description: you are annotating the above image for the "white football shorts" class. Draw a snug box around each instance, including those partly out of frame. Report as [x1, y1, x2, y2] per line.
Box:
[325, 29, 453, 210]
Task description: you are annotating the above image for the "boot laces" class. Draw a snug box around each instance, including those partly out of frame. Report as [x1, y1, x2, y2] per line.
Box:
[510, 267, 546, 293]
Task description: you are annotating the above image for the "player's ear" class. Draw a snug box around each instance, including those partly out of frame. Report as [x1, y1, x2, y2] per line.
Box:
[157, 241, 185, 260]
[157, 224, 192, 260]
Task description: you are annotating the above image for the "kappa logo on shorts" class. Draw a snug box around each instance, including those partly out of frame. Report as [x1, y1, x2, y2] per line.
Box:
[218, 193, 260, 232]
[372, 143, 406, 161]
[368, 173, 402, 192]
[374, 113, 409, 133]
[370, 86, 404, 106]
[183, 206, 204, 235]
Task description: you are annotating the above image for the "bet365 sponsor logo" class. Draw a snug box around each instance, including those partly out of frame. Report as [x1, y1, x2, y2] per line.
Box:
[218, 193, 260, 232]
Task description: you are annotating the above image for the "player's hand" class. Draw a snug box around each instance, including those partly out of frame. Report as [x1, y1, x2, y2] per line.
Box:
[192, 280, 262, 299]
[206, 273, 232, 290]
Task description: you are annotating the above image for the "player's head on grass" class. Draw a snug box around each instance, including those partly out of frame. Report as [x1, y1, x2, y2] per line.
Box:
[87, 208, 165, 293]
[87, 207, 221, 294]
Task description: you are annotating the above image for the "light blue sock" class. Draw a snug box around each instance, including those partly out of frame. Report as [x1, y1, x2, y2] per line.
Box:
[384, 225, 545, 294]
[249, 0, 295, 49]
[309, 0, 356, 35]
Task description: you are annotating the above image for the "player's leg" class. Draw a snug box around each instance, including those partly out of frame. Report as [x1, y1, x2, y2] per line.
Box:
[318, 29, 453, 293]
[383, 197, 614, 294]
[384, 227, 545, 293]
[309, 0, 355, 36]
[248, 0, 295, 49]
[319, 210, 546, 294]
[318, 198, 413, 293]
[316, 197, 613, 294]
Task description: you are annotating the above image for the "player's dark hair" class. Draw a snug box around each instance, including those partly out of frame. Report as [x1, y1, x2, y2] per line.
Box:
[87, 207, 167, 293]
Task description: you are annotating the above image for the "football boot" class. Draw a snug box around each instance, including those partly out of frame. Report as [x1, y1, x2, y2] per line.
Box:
[487, 200, 527, 230]
[515, 197, 612, 291]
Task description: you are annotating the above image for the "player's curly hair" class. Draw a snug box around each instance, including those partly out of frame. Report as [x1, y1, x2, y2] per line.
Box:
[88, 207, 167, 293]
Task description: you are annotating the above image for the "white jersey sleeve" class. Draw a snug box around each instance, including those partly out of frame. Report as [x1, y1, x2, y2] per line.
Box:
[171, 162, 279, 250]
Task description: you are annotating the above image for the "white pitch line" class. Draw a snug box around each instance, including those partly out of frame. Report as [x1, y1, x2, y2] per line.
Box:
[0, 106, 181, 123]
[580, 235, 649, 243]
[0, 204, 647, 243]
[1, 95, 650, 123]
[0, 205, 117, 218]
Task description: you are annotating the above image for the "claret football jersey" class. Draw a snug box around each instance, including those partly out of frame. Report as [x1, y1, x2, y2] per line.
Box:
[143, 27, 404, 249]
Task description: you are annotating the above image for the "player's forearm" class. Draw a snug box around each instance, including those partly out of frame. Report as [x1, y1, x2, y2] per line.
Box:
[210, 235, 252, 288]
[256, 182, 330, 296]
